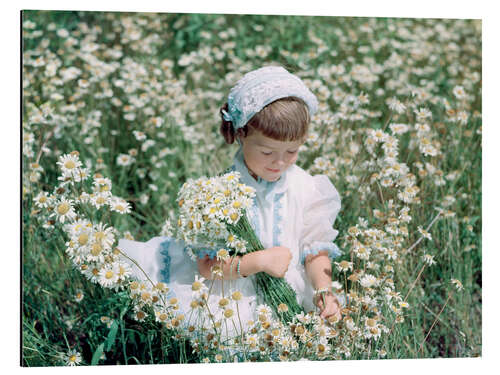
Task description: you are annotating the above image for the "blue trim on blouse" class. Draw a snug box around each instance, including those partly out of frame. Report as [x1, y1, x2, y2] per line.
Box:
[300, 241, 342, 265]
[272, 192, 284, 246]
[248, 196, 261, 240]
[159, 239, 172, 283]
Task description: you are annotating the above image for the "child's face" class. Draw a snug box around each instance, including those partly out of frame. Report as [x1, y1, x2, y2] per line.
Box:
[239, 130, 304, 182]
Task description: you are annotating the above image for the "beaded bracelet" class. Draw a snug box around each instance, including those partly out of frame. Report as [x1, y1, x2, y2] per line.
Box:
[313, 287, 332, 296]
[236, 257, 246, 278]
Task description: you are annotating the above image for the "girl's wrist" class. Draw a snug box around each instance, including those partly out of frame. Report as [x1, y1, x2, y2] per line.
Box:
[239, 251, 265, 277]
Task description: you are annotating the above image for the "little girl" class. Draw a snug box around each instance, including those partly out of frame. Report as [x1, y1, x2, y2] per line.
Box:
[119, 65, 342, 330]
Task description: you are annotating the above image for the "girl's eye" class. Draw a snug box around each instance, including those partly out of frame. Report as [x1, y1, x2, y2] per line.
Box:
[287, 150, 298, 154]
[261, 151, 272, 156]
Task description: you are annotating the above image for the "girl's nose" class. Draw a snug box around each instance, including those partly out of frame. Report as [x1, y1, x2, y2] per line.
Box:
[274, 156, 286, 166]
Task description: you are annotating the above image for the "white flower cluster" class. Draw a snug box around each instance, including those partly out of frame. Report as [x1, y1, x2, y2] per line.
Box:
[35, 152, 134, 290]
[176, 171, 255, 255]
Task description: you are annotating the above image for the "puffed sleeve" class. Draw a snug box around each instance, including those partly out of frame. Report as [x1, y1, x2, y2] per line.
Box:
[299, 174, 342, 264]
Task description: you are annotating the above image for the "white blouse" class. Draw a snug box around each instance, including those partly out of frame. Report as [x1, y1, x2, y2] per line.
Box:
[118, 147, 341, 332]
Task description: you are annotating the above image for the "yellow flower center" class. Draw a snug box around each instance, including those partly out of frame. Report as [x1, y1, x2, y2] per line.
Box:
[69, 355, 77, 362]
[192, 281, 202, 291]
[91, 243, 102, 256]
[340, 260, 350, 269]
[366, 318, 376, 327]
[218, 298, 229, 307]
[233, 201, 242, 209]
[39, 196, 47, 203]
[159, 313, 168, 321]
[105, 270, 114, 279]
[78, 233, 89, 246]
[96, 197, 106, 205]
[224, 309, 234, 318]
[57, 202, 70, 215]
[231, 291, 242, 301]
[94, 231, 105, 241]
[64, 160, 76, 169]
[277, 303, 288, 312]
[230, 213, 238, 221]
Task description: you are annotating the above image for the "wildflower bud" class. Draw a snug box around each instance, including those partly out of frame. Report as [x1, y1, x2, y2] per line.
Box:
[231, 291, 242, 301]
[277, 303, 289, 313]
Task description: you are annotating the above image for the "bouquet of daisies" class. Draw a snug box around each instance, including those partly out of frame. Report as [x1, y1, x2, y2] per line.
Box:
[175, 171, 303, 322]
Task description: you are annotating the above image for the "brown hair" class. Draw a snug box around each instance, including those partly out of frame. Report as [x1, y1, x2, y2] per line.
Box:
[219, 97, 310, 144]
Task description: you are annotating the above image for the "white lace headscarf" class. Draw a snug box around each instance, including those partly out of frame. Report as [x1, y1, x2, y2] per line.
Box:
[221, 66, 318, 130]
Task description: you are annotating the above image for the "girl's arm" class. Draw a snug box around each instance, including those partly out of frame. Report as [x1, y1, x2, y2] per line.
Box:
[304, 251, 341, 319]
[197, 246, 291, 280]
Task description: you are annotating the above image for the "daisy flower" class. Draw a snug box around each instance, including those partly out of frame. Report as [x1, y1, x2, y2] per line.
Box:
[109, 197, 131, 214]
[414, 107, 432, 121]
[191, 275, 207, 292]
[386, 97, 406, 114]
[451, 278, 464, 291]
[74, 290, 84, 303]
[422, 254, 436, 266]
[51, 197, 77, 223]
[334, 260, 353, 272]
[132, 306, 148, 322]
[417, 226, 432, 240]
[360, 274, 378, 288]
[216, 248, 230, 261]
[33, 191, 51, 208]
[98, 263, 119, 288]
[90, 192, 111, 210]
[93, 177, 112, 194]
[256, 304, 272, 318]
[57, 153, 82, 177]
[64, 349, 82, 366]
[116, 153, 135, 167]
[399, 301, 410, 309]
[116, 261, 132, 282]
[92, 223, 115, 249]
[452, 85, 466, 100]
[370, 129, 388, 143]
[389, 123, 410, 135]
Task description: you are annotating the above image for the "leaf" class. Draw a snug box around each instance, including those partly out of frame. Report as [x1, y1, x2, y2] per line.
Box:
[105, 320, 119, 352]
[91, 343, 104, 366]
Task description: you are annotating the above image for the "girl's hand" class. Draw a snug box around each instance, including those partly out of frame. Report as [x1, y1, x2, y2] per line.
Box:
[315, 292, 341, 321]
[259, 246, 292, 278]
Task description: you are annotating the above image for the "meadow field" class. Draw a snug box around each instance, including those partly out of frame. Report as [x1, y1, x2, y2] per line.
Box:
[21, 10, 481, 366]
